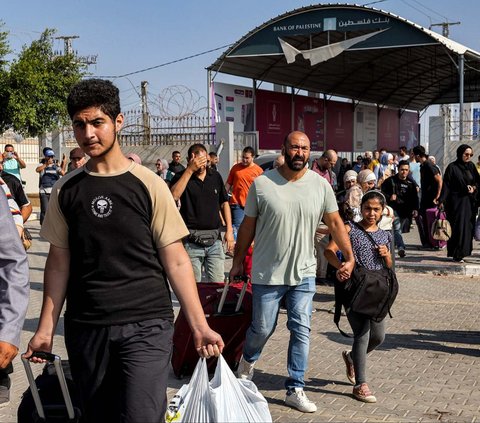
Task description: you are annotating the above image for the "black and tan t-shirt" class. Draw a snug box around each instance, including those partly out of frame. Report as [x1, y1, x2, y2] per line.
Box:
[40, 161, 189, 326]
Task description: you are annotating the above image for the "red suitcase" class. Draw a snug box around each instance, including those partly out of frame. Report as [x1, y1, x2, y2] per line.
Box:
[243, 246, 253, 278]
[171, 276, 252, 378]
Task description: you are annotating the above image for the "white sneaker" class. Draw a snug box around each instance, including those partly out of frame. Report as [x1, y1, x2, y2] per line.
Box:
[284, 388, 317, 413]
[236, 356, 255, 381]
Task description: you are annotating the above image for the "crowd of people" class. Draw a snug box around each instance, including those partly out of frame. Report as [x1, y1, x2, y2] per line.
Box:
[311, 144, 480, 263]
[1, 77, 480, 420]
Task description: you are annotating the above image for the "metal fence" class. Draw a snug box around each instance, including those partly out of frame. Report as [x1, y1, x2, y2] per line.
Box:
[119, 112, 216, 147]
[0, 131, 40, 164]
[1, 114, 261, 164]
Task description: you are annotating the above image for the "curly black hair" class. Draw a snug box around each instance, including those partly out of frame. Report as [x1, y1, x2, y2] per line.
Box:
[67, 79, 121, 122]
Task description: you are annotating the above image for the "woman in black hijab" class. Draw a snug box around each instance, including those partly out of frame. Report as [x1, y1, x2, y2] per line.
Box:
[440, 144, 480, 262]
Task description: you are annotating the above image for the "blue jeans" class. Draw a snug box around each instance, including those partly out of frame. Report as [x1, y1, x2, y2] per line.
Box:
[230, 204, 245, 236]
[184, 239, 225, 282]
[243, 277, 316, 390]
[39, 192, 51, 225]
[393, 211, 405, 250]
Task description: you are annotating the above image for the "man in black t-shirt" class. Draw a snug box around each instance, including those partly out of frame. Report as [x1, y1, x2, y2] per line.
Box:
[413, 146, 443, 248]
[171, 143, 234, 282]
[168, 150, 185, 174]
[24, 79, 224, 422]
[382, 160, 419, 257]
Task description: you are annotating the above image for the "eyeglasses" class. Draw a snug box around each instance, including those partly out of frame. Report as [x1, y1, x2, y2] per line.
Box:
[156, 163, 162, 166]
[463, 153, 474, 157]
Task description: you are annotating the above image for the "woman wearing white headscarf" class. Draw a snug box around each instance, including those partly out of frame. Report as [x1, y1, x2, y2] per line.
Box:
[357, 169, 394, 230]
[341, 170, 362, 222]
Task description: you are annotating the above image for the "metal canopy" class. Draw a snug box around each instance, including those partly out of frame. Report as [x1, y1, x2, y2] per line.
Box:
[208, 4, 480, 111]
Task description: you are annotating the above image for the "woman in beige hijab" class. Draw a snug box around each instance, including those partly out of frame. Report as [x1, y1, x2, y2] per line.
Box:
[356, 169, 394, 230]
[342, 170, 363, 222]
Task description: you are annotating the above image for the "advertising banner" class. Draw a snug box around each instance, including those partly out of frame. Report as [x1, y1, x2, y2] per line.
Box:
[325, 100, 354, 152]
[212, 82, 254, 132]
[256, 89, 292, 150]
[354, 104, 377, 152]
[377, 108, 400, 152]
[293, 96, 325, 151]
[473, 108, 480, 140]
[399, 111, 419, 150]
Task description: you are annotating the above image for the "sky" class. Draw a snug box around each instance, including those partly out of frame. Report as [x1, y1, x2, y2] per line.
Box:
[2, 0, 479, 125]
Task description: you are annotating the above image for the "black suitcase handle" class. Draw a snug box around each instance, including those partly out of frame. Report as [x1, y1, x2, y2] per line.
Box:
[30, 351, 57, 362]
[21, 352, 76, 421]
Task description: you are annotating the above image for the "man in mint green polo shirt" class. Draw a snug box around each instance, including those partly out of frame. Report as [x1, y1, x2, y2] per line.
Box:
[230, 131, 355, 414]
[2, 144, 26, 182]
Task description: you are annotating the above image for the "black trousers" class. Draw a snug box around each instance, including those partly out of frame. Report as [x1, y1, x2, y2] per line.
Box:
[65, 318, 173, 423]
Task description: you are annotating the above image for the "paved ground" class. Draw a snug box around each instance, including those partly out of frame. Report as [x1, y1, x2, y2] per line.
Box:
[1, 220, 480, 422]
[395, 228, 480, 276]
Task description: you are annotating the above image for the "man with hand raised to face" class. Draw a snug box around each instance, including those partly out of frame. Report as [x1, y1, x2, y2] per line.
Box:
[24, 79, 224, 423]
[231, 131, 355, 414]
[170, 143, 234, 282]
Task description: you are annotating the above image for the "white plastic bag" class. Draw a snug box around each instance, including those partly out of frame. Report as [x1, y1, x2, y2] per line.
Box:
[210, 355, 272, 423]
[165, 358, 212, 423]
[165, 355, 272, 423]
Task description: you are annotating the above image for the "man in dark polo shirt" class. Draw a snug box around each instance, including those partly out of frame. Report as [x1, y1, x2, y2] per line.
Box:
[171, 143, 234, 282]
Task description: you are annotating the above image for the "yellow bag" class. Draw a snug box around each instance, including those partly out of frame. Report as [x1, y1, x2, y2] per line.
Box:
[21, 228, 33, 250]
[431, 214, 452, 241]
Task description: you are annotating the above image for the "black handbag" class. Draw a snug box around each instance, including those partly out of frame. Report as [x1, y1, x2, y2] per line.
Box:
[334, 223, 399, 336]
[345, 265, 398, 321]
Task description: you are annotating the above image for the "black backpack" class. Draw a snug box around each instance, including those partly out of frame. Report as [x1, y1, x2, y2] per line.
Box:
[334, 223, 399, 337]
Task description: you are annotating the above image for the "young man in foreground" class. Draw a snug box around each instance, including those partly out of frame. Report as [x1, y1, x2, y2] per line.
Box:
[25, 79, 223, 422]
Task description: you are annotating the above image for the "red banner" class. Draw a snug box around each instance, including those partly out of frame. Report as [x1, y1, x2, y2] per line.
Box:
[399, 111, 419, 151]
[256, 89, 292, 150]
[378, 108, 400, 152]
[326, 100, 354, 152]
[293, 96, 325, 151]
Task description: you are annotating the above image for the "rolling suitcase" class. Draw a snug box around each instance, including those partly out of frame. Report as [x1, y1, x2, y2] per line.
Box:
[18, 352, 82, 423]
[243, 246, 253, 278]
[171, 276, 252, 378]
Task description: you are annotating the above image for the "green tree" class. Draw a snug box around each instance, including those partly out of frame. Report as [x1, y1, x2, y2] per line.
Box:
[1, 29, 86, 137]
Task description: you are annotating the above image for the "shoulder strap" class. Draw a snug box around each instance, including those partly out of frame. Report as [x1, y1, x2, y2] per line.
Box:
[352, 221, 379, 248]
[352, 221, 388, 269]
[333, 281, 352, 338]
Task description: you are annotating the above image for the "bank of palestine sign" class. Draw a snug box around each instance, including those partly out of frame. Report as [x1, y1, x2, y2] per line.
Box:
[228, 8, 437, 60]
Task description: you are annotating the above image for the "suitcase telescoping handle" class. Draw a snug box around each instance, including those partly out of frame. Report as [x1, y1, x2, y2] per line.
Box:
[217, 275, 249, 314]
[21, 351, 75, 421]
